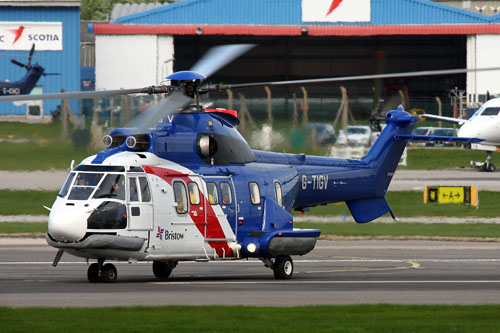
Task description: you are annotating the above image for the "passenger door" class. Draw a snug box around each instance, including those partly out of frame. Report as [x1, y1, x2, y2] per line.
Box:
[127, 176, 153, 230]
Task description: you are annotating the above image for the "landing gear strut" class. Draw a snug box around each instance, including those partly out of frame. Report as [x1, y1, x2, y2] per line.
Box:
[87, 259, 117, 283]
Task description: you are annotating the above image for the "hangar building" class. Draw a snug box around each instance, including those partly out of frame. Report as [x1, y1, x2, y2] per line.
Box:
[89, 0, 500, 118]
[0, 0, 80, 116]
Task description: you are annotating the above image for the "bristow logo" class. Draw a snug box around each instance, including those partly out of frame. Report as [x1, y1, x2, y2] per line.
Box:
[156, 226, 164, 240]
[156, 227, 184, 241]
[326, 0, 344, 16]
[164, 230, 184, 241]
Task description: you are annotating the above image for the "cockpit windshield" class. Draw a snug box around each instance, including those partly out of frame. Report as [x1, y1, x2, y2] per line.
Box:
[65, 172, 125, 201]
[93, 174, 125, 200]
[68, 173, 104, 200]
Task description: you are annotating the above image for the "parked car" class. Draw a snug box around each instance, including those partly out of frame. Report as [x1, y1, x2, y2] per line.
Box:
[336, 125, 373, 147]
[307, 122, 336, 145]
[411, 126, 455, 146]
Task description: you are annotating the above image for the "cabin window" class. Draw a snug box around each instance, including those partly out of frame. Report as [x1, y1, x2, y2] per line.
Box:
[59, 172, 75, 198]
[274, 181, 283, 207]
[69, 172, 105, 200]
[139, 176, 151, 202]
[249, 182, 261, 205]
[173, 181, 188, 214]
[206, 182, 219, 205]
[92, 174, 125, 201]
[220, 182, 233, 205]
[129, 177, 139, 202]
[188, 182, 200, 205]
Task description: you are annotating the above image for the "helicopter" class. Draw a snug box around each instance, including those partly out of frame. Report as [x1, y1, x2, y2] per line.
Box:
[0, 44, 485, 283]
[0, 43, 57, 96]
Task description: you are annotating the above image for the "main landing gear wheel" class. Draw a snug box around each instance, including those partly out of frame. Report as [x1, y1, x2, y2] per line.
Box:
[152, 261, 177, 279]
[87, 263, 100, 283]
[273, 256, 294, 280]
[101, 263, 117, 283]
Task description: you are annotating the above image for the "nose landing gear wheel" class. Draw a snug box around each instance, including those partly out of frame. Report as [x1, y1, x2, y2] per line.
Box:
[273, 256, 293, 280]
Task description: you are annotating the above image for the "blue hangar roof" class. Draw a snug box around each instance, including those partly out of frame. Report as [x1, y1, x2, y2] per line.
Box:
[112, 0, 500, 26]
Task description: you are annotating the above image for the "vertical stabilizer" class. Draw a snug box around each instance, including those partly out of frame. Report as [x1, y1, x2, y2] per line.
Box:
[346, 108, 418, 222]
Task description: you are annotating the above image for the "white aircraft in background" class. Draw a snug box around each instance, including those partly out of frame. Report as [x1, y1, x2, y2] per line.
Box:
[422, 97, 500, 172]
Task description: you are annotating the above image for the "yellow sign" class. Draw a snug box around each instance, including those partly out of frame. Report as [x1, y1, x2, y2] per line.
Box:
[424, 186, 478, 207]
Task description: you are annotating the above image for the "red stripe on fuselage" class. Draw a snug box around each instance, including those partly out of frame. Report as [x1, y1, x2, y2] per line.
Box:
[144, 165, 233, 257]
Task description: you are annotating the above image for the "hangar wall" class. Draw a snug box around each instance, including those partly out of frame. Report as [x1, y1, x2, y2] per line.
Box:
[0, 2, 80, 115]
[466, 34, 500, 103]
[95, 35, 174, 90]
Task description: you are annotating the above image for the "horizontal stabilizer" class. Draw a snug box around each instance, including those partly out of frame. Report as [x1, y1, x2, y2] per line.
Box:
[421, 114, 465, 125]
[346, 197, 391, 223]
[395, 134, 483, 143]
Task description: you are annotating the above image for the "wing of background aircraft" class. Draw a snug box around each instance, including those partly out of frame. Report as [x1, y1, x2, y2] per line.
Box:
[421, 114, 465, 125]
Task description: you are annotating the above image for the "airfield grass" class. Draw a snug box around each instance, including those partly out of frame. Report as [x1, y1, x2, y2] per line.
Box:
[2, 190, 500, 237]
[1, 305, 500, 332]
[2, 190, 499, 217]
[294, 222, 500, 239]
[2, 221, 500, 239]
[304, 190, 500, 217]
[0, 190, 57, 215]
[0, 121, 63, 141]
[401, 146, 498, 170]
[0, 141, 97, 171]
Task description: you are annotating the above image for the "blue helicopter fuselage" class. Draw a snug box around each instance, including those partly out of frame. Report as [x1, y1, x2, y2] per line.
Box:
[92, 109, 417, 249]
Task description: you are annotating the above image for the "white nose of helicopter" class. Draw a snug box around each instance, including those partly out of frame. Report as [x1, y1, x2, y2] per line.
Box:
[48, 204, 87, 242]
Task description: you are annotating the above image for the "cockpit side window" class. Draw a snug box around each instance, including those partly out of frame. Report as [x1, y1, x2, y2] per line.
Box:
[59, 172, 75, 198]
[129, 177, 139, 202]
[92, 174, 125, 200]
[139, 177, 151, 202]
[480, 107, 500, 116]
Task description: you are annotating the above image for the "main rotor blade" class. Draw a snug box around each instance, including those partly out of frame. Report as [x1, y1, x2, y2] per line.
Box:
[190, 44, 255, 78]
[202, 67, 500, 93]
[28, 43, 35, 67]
[10, 59, 26, 68]
[125, 92, 192, 132]
[0, 87, 153, 102]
